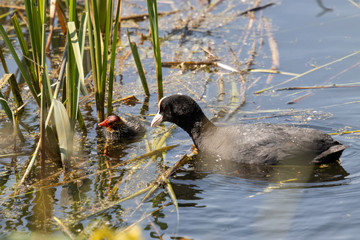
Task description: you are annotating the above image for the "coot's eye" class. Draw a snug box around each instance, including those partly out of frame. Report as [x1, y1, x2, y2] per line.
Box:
[162, 105, 165, 110]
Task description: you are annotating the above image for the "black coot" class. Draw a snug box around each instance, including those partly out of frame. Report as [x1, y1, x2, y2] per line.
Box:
[99, 115, 145, 141]
[151, 94, 346, 165]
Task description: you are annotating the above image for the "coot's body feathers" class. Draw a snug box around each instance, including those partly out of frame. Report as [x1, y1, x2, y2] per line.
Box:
[196, 122, 344, 165]
[151, 95, 346, 165]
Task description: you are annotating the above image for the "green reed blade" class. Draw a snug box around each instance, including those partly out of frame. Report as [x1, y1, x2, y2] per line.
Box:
[147, 0, 163, 101]
[127, 29, 150, 97]
[53, 99, 73, 170]
[11, 15, 39, 93]
[101, 0, 112, 115]
[108, 0, 122, 116]
[0, 23, 40, 107]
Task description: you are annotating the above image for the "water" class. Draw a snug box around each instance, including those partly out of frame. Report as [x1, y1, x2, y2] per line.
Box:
[1, 0, 360, 239]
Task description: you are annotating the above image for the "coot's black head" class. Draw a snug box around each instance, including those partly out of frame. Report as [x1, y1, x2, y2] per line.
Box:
[151, 94, 210, 134]
[99, 115, 125, 129]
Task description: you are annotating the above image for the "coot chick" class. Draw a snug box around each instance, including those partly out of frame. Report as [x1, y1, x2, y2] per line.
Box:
[151, 94, 346, 165]
[99, 115, 145, 141]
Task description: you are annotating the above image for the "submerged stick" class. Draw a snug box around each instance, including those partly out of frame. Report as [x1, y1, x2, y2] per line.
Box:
[142, 154, 192, 202]
[119, 203, 172, 235]
[218, 74, 225, 101]
[264, 17, 279, 85]
[287, 92, 314, 104]
[53, 217, 76, 240]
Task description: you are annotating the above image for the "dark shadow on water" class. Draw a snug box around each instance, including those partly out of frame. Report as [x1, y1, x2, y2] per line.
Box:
[167, 156, 349, 214]
[192, 154, 349, 184]
[170, 170, 207, 208]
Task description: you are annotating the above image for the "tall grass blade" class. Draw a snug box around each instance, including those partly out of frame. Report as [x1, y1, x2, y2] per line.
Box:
[40, 7, 47, 162]
[147, 0, 163, 101]
[0, 23, 40, 106]
[127, 29, 150, 96]
[78, 13, 88, 57]
[77, 13, 89, 96]
[68, 20, 87, 132]
[99, 0, 112, 117]
[11, 15, 39, 93]
[108, 0, 122, 115]
[101, 0, 112, 90]
[29, 0, 43, 79]
[68, 22, 87, 96]
[24, 0, 38, 75]
[88, 0, 105, 120]
[85, 0, 100, 118]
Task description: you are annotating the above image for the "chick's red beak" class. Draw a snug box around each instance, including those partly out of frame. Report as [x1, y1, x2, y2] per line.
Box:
[98, 119, 109, 127]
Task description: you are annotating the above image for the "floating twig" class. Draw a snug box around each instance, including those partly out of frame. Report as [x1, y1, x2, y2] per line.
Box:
[0, 4, 26, 10]
[215, 62, 239, 72]
[348, 0, 360, 8]
[200, 46, 220, 60]
[277, 83, 360, 91]
[162, 60, 217, 68]
[162, 60, 238, 72]
[329, 130, 360, 135]
[112, 95, 140, 106]
[238, 3, 275, 16]
[248, 68, 299, 76]
[121, 9, 183, 21]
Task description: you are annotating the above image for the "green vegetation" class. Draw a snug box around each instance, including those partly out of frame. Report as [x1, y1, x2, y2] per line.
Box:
[147, 0, 163, 101]
[0, 0, 165, 173]
[0, 1, 174, 236]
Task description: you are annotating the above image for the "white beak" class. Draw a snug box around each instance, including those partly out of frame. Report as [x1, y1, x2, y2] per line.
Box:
[151, 112, 163, 127]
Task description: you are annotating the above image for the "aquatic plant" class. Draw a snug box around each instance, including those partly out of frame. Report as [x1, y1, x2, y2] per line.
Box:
[147, 0, 163, 101]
